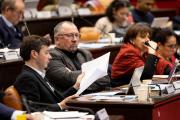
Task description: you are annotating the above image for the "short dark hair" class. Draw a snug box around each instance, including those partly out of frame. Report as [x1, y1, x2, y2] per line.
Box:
[106, 0, 130, 23]
[1, 0, 16, 12]
[20, 35, 51, 61]
[152, 28, 177, 45]
[123, 23, 152, 43]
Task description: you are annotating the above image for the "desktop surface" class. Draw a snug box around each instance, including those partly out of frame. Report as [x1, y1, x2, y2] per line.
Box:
[67, 89, 180, 120]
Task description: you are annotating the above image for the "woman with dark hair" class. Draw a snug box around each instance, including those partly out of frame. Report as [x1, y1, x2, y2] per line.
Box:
[152, 28, 177, 74]
[111, 23, 159, 86]
[95, 0, 133, 37]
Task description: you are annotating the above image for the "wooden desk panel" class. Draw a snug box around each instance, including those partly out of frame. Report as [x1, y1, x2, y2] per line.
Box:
[67, 91, 180, 120]
[0, 59, 24, 90]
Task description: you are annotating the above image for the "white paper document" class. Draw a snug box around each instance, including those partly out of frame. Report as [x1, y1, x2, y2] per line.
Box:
[76, 52, 110, 95]
[43, 111, 88, 119]
[83, 91, 120, 96]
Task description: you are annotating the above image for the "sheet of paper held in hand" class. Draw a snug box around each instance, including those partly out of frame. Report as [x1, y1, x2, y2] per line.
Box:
[76, 52, 110, 95]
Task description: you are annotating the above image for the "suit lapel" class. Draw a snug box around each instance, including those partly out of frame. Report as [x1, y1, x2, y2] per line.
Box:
[24, 65, 62, 99]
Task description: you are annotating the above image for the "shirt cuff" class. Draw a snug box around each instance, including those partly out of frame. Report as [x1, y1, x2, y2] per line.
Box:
[58, 103, 63, 110]
[11, 110, 26, 120]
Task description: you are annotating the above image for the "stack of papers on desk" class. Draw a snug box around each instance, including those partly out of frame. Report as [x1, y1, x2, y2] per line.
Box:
[0, 48, 20, 60]
[43, 111, 90, 120]
[83, 91, 121, 96]
[90, 95, 137, 101]
[153, 75, 180, 78]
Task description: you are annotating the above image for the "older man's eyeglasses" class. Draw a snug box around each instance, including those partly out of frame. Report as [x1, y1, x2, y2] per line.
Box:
[57, 33, 80, 40]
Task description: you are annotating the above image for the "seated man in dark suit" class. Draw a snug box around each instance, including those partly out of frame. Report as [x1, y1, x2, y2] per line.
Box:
[14, 35, 83, 112]
[131, 0, 155, 24]
[46, 21, 110, 94]
[0, 0, 24, 49]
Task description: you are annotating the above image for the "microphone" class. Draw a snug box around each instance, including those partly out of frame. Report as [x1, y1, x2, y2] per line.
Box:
[21, 95, 31, 113]
[144, 41, 156, 50]
[22, 17, 31, 36]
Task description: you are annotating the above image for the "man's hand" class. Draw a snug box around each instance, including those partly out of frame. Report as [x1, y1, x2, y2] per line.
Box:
[73, 73, 85, 89]
[27, 112, 43, 120]
[58, 94, 79, 110]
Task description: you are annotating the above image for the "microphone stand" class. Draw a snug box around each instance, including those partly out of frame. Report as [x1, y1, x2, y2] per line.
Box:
[23, 18, 31, 36]
[21, 95, 31, 113]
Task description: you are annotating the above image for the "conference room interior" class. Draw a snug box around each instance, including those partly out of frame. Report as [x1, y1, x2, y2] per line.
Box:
[0, 0, 180, 120]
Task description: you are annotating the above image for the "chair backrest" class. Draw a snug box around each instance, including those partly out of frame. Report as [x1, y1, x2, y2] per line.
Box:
[80, 27, 100, 42]
[3, 86, 23, 110]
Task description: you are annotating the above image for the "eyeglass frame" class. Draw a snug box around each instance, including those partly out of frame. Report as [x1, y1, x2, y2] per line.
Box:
[56, 33, 81, 40]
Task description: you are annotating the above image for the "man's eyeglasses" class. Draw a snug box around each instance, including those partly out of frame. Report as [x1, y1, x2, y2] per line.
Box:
[57, 33, 80, 40]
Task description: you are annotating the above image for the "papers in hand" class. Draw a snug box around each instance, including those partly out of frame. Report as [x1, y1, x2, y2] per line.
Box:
[76, 52, 110, 95]
[43, 111, 88, 119]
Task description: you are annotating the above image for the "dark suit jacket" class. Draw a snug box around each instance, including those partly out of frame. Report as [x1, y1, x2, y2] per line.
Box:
[14, 65, 77, 112]
[0, 103, 14, 120]
[132, 9, 154, 24]
[0, 17, 23, 49]
[46, 48, 110, 94]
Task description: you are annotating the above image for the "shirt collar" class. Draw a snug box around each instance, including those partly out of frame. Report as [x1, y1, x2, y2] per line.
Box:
[1, 15, 13, 27]
[25, 64, 46, 78]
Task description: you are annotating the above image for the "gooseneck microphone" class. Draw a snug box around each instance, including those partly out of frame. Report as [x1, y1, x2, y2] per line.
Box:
[22, 16, 31, 36]
[21, 95, 31, 113]
[144, 41, 156, 50]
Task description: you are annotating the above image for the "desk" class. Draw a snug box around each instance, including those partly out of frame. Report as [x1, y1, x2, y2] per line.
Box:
[0, 44, 120, 90]
[67, 90, 180, 120]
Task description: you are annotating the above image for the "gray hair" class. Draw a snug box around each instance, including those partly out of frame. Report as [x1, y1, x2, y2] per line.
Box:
[54, 21, 76, 38]
[1, 0, 16, 12]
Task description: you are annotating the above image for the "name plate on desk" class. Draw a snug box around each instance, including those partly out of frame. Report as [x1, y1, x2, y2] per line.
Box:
[36, 11, 52, 18]
[96, 108, 109, 120]
[58, 6, 72, 17]
[3, 51, 19, 60]
[78, 8, 91, 15]
[173, 81, 180, 90]
[164, 84, 175, 94]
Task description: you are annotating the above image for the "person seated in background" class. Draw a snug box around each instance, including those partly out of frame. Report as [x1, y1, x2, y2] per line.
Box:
[0, 0, 24, 49]
[95, 0, 133, 37]
[111, 23, 160, 87]
[173, 16, 180, 30]
[131, 0, 156, 24]
[174, 34, 180, 60]
[14, 35, 84, 112]
[46, 21, 110, 94]
[37, 0, 59, 11]
[152, 28, 177, 74]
